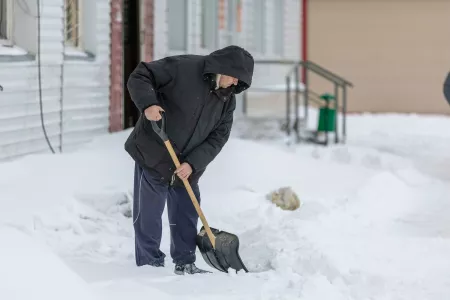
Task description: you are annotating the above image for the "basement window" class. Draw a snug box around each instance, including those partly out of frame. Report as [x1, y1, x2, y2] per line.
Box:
[167, 0, 188, 52]
[201, 0, 218, 50]
[65, 0, 81, 48]
[251, 0, 266, 54]
[64, 0, 93, 59]
[273, 0, 284, 56]
[0, 0, 13, 47]
[0, 0, 36, 61]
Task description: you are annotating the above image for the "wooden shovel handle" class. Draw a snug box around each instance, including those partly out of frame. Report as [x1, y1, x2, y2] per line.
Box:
[163, 140, 216, 248]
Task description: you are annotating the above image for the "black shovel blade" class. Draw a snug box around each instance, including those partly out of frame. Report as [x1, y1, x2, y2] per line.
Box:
[196, 226, 249, 273]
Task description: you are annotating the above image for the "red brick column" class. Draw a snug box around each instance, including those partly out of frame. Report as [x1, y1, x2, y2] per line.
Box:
[109, 0, 124, 132]
[301, 0, 308, 82]
[143, 0, 154, 62]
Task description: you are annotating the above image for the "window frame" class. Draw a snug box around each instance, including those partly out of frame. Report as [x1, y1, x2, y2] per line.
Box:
[225, 0, 237, 46]
[167, 0, 188, 52]
[200, 0, 219, 50]
[251, 0, 266, 54]
[64, 0, 95, 61]
[64, 0, 82, 50]
[273, 0, 284, 56]
[0, 0, 14, 47]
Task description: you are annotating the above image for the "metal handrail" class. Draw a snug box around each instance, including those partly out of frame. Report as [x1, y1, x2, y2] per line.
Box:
[304, 60, 353, 87]
[244, 59, 353, 145]
[287, 61, 353, 145]
[253, 59, 353, 88]
[307, 90, 343, 110]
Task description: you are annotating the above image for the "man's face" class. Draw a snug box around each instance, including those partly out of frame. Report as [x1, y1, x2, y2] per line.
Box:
[219, 75, 238, 88]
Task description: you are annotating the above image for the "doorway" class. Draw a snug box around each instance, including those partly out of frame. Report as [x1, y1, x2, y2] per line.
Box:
[123, 0, 140, 128]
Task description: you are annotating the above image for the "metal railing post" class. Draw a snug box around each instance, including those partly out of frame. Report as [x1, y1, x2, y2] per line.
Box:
[343, 85, 347, 143]
[248, 59, 352, 145]
[304, 63, 309, 122]
[294, 64, 300, 142]
[324, 97, 329, 146]
[286, 75, 291, 137]
[334, 83, 339, 144]
[243, 91, 248, 116]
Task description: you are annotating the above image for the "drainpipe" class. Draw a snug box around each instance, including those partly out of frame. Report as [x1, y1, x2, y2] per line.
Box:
[60, 0, 66, 152]
[301, 0, 308, 82]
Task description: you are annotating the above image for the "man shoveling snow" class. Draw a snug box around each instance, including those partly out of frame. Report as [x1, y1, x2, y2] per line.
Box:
[124, 45, 254, 275]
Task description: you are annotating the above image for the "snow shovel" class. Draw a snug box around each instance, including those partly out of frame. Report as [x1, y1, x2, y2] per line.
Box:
[151, 114, 249, 274]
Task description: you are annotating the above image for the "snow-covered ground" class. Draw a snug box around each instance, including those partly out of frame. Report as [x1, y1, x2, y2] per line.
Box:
[1, 111, 450, 300]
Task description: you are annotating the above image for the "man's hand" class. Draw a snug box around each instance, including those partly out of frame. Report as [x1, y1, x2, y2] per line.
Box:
[175, 162, 193, 180]
[144, 105, 164, 121]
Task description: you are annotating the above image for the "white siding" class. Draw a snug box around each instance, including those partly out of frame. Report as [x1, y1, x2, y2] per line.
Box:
[156, 0, 300, 58]
[0, 0, 111, 160]
[244, 0, 301, 90]
[154, 0, 301, 115]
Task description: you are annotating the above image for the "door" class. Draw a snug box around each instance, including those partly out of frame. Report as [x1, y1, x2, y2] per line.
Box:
[123, 0, 141, 128]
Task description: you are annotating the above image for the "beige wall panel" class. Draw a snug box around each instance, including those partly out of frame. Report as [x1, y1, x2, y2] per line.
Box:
[309, 0, 450, 114]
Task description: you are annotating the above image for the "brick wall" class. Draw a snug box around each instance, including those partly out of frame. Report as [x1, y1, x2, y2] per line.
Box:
[109, 0, 154, 132]
[109, 0, 124, 132]
[143, 0, 154, 62]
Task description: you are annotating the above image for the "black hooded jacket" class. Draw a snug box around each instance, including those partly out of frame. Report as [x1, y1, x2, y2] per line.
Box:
[124, 45, 254, 185]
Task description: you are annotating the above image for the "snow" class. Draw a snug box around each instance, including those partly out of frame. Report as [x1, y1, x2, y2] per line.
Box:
[0, 228, 97, 300]
[1, 111, 450, 300]
[64, 46, 89, 57]
[0, 44, 28, 56]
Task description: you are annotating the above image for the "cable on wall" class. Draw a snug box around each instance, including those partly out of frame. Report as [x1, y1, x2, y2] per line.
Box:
[36, 0, 56, 154]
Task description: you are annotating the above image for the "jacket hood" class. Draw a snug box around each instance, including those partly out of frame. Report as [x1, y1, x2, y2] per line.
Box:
[203, 45, 254, 94]
[444, 72, 450, 105]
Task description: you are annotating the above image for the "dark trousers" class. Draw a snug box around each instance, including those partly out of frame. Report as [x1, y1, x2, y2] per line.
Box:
[132, 163, 201, 266]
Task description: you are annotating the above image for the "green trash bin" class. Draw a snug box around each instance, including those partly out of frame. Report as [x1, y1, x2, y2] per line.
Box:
[317, 93, 336, 132]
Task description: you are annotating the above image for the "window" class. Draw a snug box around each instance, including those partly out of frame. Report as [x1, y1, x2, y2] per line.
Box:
[252, 0, 266, 53]
[64, 0, 97, 59]
[65, 0, 81, 48]
[0, 0, 13, 46]
[167, 0, 187, 51]
[225, 0, 238, 45]
[273, 0, 284, 55]
[201, 0, 218, 50]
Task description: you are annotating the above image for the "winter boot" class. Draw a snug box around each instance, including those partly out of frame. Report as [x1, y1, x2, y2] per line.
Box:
[148, 261, 165, 267]
[174, 263, 211, 275]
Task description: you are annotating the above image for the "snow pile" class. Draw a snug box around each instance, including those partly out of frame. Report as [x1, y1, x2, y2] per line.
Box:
[0, 45, 28, 56]
[0, 228, 97, 300]
[1, 113, 450, 300]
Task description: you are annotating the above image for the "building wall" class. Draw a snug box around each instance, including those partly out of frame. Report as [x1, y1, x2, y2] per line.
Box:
[0, 0, 111, 160]
[153, 0, 302, 115]
[142, 0, 155, 62]
[309, 0, 450, 114]
[109, 0, 124, 132]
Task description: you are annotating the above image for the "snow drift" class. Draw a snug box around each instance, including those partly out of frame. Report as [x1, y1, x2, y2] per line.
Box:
[1, 112, 450, 300]
[0, 228, 97, 300]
